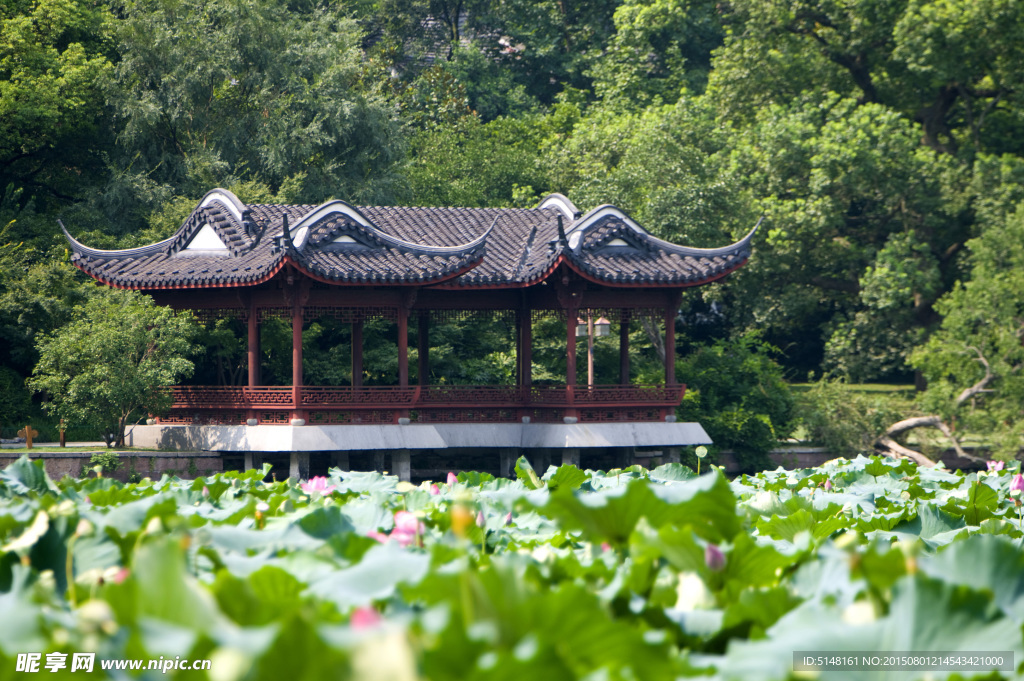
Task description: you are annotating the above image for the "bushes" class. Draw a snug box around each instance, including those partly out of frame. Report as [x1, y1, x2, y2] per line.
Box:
[677, 334, 796, 471]
[795, 380, 906, 458]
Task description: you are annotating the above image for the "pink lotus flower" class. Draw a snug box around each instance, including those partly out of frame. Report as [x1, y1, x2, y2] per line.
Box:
[447, 472, 458, 486]
[300, 476, 336, 495]
[475, 511, 485, 527]
[430, 484, 440, 495]
[350, 606, 382, 629]
[705, 544, 726, 572]
[385, 511, 426, 547]
[987, 460, 1005, 472]
[1010, 474, 1024, 495]
[504, 511, 513, 525]
[600, 542, 611, 552]
[367, 530, 390, 543]
[824, 479, 833, 492]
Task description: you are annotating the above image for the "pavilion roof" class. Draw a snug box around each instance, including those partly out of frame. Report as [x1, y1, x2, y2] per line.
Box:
[62, 189, 757, 290]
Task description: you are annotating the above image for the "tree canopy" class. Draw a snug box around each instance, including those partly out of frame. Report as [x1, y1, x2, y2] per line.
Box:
[4, 0, 1024, 455]
[29, 290, 199, 446]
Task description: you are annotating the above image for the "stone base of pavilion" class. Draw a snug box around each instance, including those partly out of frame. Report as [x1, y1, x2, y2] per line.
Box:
[125, 421, 711, 481]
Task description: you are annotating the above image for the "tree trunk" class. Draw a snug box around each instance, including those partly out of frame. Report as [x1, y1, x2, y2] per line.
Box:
[874, 414, 985, 466]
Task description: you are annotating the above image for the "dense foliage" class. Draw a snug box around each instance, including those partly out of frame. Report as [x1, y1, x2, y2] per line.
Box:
[28, 290, 200, 447]
[0, 455, 1022, 678]
[5, 0, 1024, 446]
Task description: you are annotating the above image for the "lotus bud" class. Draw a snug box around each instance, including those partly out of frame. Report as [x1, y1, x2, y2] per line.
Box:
[476, 511, 485, 527]
[447, 472, 458, 486]
[1010, 474, 1024, 497]
[704, 544, 726, 572]
[429, 484, 440, 495]
[824, 479, 833, 492]
[350, 606, 382, 629]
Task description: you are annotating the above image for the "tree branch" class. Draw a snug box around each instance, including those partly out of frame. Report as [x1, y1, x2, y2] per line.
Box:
[875, 436, 936, 467]
[953, 346, 996, 407]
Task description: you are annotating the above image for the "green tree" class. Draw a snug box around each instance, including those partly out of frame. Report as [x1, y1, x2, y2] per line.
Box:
[103, 0, 405, 231]
[910, 200, 1024, 457]
[0, 0, 113, 206]
[676, 334, 796, 471]
[29, 290, 199, 446]
[588, 0, 723, 107]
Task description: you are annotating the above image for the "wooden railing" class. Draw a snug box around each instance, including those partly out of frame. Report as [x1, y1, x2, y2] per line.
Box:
[164, 384, 685, 424]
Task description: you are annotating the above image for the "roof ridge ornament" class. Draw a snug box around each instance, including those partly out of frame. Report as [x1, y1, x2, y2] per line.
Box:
[290, 199, 495, 256]
[58, 219, 178, 259]
[537, 193, 581, 221]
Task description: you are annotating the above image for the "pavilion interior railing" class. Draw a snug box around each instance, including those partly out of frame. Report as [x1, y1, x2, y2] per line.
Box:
[158, 384, 686, 425]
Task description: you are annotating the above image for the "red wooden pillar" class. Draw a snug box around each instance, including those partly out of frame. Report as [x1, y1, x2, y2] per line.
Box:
[291, 297, 304, 421]
[566, 307, 577, 419]
[246, 297, 259, 423]
[247, 297, 259, 387]
[351, 318, 363, 387]
[398, 307, 409, 388]
[418, 312, 429, 385]
[619, 310, 630, 385]
[664, 303, 676, 387]
[519, 308, 532, 390]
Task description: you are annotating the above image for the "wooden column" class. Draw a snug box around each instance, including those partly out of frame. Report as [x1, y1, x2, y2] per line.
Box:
[418, 313, 429, 385]
[247, 297, 260, 387]
[619, 311, 630, 385]
[291, 296, 304, 421]
[566, 307, 577, 420]
[398, 308, 409, 388]
[566, 308, 578, 386]
[519, 308, 532, 389]
[351, 318, 363, 387]
[664, 303, 676, 386]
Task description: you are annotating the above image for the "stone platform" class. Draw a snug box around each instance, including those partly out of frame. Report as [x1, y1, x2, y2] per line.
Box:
[125, 421, 711, 452]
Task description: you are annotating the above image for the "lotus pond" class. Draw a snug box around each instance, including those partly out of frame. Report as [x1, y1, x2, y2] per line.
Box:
[0, 455, 1022, 680]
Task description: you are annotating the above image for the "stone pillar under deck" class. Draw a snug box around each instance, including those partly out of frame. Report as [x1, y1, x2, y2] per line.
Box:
[392, 450, 411, 482]
[330, 452, 350, 471]
[499, 449, 519, 478]
[244, 451, 264, 472]
[562, 448, 580, 468]
[614, 447, 634, 470]
[374, 451, 386, 473]
[533, 450, 551, 475]
[290, 451, 310, 480]
[663, 447, 681, 464]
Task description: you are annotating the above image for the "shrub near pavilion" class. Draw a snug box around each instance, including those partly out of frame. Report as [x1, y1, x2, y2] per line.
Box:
[29, 289, 200, 447]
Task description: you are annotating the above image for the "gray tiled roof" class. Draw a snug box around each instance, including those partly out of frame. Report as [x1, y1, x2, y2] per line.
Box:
[63, 189, 756, 290]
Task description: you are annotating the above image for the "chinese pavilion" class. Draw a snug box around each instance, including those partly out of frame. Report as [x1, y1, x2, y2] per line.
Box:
[63, 188, 756, 479]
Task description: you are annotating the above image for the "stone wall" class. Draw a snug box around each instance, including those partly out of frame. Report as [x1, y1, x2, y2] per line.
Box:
[0, 451, 223, 482]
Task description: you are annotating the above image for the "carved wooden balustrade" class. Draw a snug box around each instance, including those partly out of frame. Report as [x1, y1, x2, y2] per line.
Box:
[161, 384, 685, 425]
